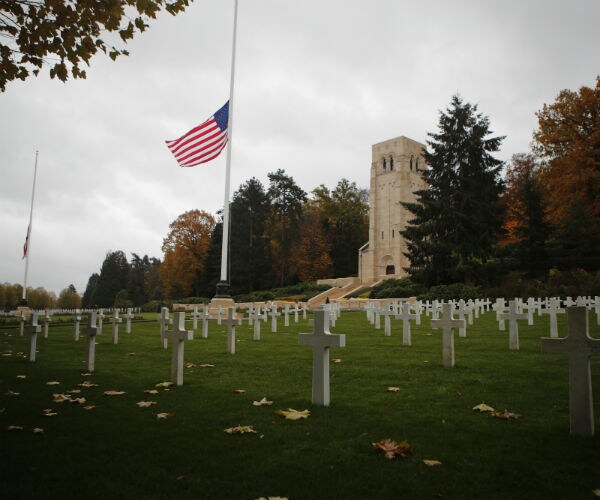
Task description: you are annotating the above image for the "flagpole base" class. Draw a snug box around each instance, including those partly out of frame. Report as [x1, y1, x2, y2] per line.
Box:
[214, 280, 231, 299]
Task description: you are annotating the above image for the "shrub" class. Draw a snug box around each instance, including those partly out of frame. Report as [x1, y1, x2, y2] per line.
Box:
[369, 278, 426, 299]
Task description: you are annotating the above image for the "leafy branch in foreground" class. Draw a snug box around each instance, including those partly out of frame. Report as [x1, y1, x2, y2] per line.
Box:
[0, 0, 192, 91]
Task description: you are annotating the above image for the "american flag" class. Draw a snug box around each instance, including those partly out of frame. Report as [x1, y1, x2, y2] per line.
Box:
[165, 101, 229, 167]
[23, 224, 30, 259]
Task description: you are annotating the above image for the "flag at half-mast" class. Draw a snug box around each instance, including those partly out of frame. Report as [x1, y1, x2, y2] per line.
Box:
[22, 224, 30, 259]
[165, 101, 229, 167]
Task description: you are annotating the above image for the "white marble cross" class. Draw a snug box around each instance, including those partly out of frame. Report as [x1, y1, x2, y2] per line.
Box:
[26, 312, 41, 362]
[379, 306, 395, 337]
[594, 296, 600, 326]
[73, 309, 82, 341]
[294, 302, 300, 323]
[499, 300, 528, 350]
[284, 303, 290, 327]
[521, 297, 536, 326]
[247, 303, 255, 325]
[541, 307, 600, 437]
[298, 309, 346, 407]
[224, 307, 239, 354]
[164, 312, 194, 386]
[543, 298, 565, 338]
[97, 308, 105, 333]
[493, 298, 506, 331]
[270, 304, 280, 333]
[191, 306, 202, 330]
[109, 309, 122, 345]
[431, 303, 466, 368]
[455, 300, 468, 336]
[42, 309, 51, 339]
[396, 301, 418, 346]
[201, 307, 209, 339]
[302, 302, 308, 320]
[157, 307, 171, 349]
[84, 311, 99, 372]
[252, 308, 261, 340]
[123, 308, 134, 334]
[19, 313, 26, 336]
[217, 305, 223, 325]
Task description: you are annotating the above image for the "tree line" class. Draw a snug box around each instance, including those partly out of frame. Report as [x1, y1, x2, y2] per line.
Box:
[0, 283, 81, 311]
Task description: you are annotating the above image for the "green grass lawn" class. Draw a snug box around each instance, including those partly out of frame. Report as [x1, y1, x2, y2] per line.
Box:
[1, 310, 599, 500]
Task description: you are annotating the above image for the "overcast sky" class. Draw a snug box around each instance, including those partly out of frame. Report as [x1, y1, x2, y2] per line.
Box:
[1, 0, 599, 296]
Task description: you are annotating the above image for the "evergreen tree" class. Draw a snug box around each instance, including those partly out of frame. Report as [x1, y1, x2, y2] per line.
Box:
[230, 178, 271, 294]
[199, 219, 223, 297]
[402, 95, 505, 286]
[82, 273, 100, 308]
[267, 169, 307, 287]
[93, 250, 130, 307]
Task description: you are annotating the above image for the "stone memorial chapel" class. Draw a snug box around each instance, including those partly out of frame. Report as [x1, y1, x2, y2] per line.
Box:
[358, 135, 427, 284]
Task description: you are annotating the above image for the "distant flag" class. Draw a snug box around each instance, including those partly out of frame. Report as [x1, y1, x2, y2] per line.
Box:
[165, 101, 229, 167]
[22, 224, 30, 260]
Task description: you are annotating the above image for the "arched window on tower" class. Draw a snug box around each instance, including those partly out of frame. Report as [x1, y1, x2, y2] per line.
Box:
[382, 158, 386, 171]
[389, 156, 394, 171]
[410, 155, 413, 170]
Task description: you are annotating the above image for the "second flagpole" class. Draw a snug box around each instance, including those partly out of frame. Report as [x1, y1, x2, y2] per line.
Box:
[215, 0, 239, 298]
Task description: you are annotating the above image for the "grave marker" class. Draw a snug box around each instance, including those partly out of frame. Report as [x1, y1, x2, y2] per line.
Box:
[224, 307, 239, 354]
[25, 312, 41, 362]
[396, 301, 418, 346]
[541, 307, 600, 437]
[73, 309, 82, 341]
[430, 303, 465, 368]
[298, 309, 346, 406]
[124, 308, 134, 334]
[109, 309, 122, 345]
[191, 306, 202, 330]
[499, 300, 528, 350]
[42, 309, 51, 339]
[97, 308, 105, 333]
[84, 311, 99, 372]
[543, 298, 565, 338]
[164, 312, 194, 386]
[157, 307, 171, 349]
[270, 304, 280, 333]
[201, 307, 210, 339]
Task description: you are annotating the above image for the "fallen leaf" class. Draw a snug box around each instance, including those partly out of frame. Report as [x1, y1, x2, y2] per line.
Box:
[46, 381, 61, 386]
[276, 408, 310, 420]
[155, 382, 173, 388]
[103, 390, 126, 396]
[253, 397, 273, 406]
[66, 389, 82, 394]
[232, 389, 246, 394]
[224, 425, 257, 434]
[52, 393, 71, 403]
[387, 386, 401, 392]
[156, 412, 174, 419]
[372, 439, 412, 460]
[423, 459, 443, 466]
[137, 401, 158, 408]
[83, 405, 96, 411]
[70, 397, 87, 405]
[144, 389, 159, 395]
[80, 372, 92, 377]
[78, 381, 99, 388]
[186, 362, 196, 368]
[7, 425, 24, 431]
[4, 390, 20, 396]
[593, 489, 600, 497]
[199, 364, 215, 368]
[492, 409, 521, 420]
[16, 375, 26, 379]
[332, 358, 342, 364]
[472, 403, 495, 413]
[33, 428, 44, 434]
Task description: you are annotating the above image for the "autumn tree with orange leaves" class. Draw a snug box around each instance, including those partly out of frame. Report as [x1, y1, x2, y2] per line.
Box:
[532, 76, 600, 270]
[160, 209, 215, 299]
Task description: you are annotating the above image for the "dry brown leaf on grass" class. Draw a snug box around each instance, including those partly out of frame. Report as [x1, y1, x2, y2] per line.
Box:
[33, 428, 44, 434]
[66, 389, 81, 394]
[137, 401, 158, 408]
[252, 397, 273, 406]
[7, 425, 24, 431]
[372, 439, 412, 460]
[70, 397, 86, 405]
[276, 408, 310, 420]
[80, 372, 92, 377]
[42, 409, 57, 416]
[144, 389, 160, 395]
[52, 393, 71, 403]
[46, 381, 60, 386]
[593, 489, 600, 497]
[232, 389, 246, 394]
[156, 412, 174, 419]
[83, 405, 96, 411]
[423, 459, 443, 466]
[387, 387, 401, 392]
[16, 375, 26, 379]
[155, 382, 173, 388]
[186, 362, 196, 368]
[199, 363, 215, 368]
[78, 381, 99, 388]
[224, 425, 257, 435]
[472, 403, 495, 413]
[492, 409, 521, 420]
[103, 390, 126, 396]
[331, 358, 342, 364]
[5, 390, 20, 396]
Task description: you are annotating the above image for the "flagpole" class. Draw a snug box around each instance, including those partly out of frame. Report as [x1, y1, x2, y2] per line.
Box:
[21, 150, 39, 306]
[215, 0, 238, 298]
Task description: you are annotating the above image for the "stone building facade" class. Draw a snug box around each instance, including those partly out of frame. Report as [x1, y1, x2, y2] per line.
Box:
[358, 135, 427, 283]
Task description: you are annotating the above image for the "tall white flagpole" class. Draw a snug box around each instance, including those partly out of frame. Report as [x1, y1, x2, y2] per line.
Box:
[216, 0, 238, 297]
[22, 150, 39, 305]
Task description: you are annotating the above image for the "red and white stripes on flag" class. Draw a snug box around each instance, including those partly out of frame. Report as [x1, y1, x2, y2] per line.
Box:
[165, 101, 229, 167]
[22, 224, 30, 259]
